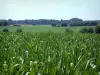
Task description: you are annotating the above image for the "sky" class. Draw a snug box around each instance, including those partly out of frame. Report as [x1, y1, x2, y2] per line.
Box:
[0, 0, 100, 20]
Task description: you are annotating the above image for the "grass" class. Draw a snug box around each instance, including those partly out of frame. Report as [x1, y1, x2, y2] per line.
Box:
[0, 25, 90, 33]
[0, 32, 100, 75]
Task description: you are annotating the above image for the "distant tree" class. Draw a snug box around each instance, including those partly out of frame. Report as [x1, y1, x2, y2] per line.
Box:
[69, 18, 83, 23]
[6, 18, 98, 26]
[3, 21, 8, 26]
[0, 20, 3, 26]
[69, 18, 83, 26]
[8, 19, 13, 25]
[0, 20, 8, 26]
[70, 22, 83, 26]
[96, 20, 100, 24]
[61, 23, 67, 27]
[84, 21, 97, 26]
[51, 23, 56, 27]
[89, 21, 97, 26]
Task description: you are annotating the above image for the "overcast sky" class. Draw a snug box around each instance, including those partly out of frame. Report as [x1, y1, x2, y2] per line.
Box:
[0, 0, 100, 20]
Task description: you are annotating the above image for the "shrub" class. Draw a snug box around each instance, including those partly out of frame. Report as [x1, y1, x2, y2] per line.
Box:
[16, 29, 23, 32]
[3, 28, 9, 32]
[80, 27, 88, 33]
[80, 27, 94, 33]
[65, 28, 73, 32]
[95, 25, 100, 33]
[87, 27, 94, 33]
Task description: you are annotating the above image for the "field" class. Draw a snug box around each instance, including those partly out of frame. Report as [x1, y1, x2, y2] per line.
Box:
[0, 25, 88, 33]
[0, 25, 100, 75]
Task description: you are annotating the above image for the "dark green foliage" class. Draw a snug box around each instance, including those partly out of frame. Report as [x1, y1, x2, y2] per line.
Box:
[84, 21, 97, 26]
[69, 18, 83, 26]
[51, 24, 56, 27]
[95, 25, 100, 33]
[65, 28, 73, 32]
[3, 28, 9, 32]
[0, 20, 8, 26]
[80, 27, 94, 33]
[7, 18, 99, 26]
[61, 23, 67, 27]
[80, 27, 88, 33]
[69, 21, 97, 26]
[87, 27, 94, 33]
[16, 29, 23, 32]
[32, 24, 36, 25]
[70, 22, 83, 26]
[69, 18, 83, 22]
[69, 18, 97, 26]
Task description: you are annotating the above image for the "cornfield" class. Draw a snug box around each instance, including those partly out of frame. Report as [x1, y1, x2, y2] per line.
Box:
[0, 32, 100, 75]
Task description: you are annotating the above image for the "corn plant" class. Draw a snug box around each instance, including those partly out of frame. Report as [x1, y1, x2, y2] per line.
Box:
[0, 32, 100, 75]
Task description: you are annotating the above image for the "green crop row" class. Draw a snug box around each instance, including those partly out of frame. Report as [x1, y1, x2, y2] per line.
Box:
[0, 32, 100, 75]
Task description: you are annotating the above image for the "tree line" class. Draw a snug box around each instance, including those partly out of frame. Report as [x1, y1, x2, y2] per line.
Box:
[0, 18, 100, 26]
[0, 20, 8, 26]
